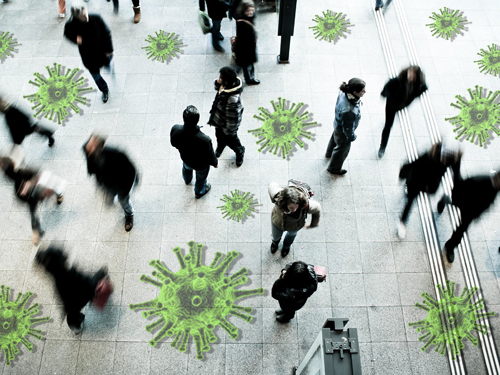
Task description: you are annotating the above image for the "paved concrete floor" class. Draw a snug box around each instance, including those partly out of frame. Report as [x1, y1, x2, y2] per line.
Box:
[0, 0, 499, 374]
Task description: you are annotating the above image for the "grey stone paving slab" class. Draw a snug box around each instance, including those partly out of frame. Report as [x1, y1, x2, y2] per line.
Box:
[75, 341, 116, 375]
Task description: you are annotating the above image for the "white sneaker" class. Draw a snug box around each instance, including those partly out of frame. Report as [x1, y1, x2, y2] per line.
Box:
[59, 13, 66, 18]
[397, 221, 406, 239]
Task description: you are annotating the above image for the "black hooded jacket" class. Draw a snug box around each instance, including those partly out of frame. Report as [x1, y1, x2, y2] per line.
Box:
[381, 75, 428, 111]
[451, 176, 499, 219]
[170, 125, 218, 170]
[199, 0, 228, 19]
[234, 17, 257, 66]
[3, 105, 36, 144]
[272, 264, 318, 311]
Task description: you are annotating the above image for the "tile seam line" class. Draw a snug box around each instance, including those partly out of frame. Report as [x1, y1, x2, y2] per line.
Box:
[394, 0, 500, 373]
[373, 0, 466, 373]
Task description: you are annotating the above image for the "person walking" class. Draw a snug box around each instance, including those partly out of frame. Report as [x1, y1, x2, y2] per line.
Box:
[83, 134, 138, 231]
[268, 181, 321, 257]
[233, 0, 260, 85]
[0, 96, 55, 147]
[170, 105, 219, 199]
[325, 78, 366, 175]
[208, 66, 246, 167]
[64, 2, 114, 103]
[35, 246, 112, 334]
[378, 66, 428, 158]
[108, 0, 141, 23]
[271, 261, 318, 323]
[438, 171, 500, 263]
[398, 142, 462, 239]
[199, 0, 228, 52]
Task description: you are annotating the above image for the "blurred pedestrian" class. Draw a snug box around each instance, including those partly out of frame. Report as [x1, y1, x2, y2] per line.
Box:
[233, 0, 260, 85]
[438, 171, 500, 263]
[228, 0, 243, 20]
[199, 0, 228, 52]
[271, 261, 318, 323]
[268, 181, 321, 257]
[326, 78, 366, 175]
[35, 246, 112, 334]
[398, 142, 461, 239]
[83, 134, 138, 231]
[375, 0, 392, 11]
[208, 66, 245, 167]
[108, 0, 142, 23]
[0, 96, 55, 147]
[64, 2, 114, 103]
[170, 105, 219, 199]
[378, 66, 428, 158]
[0, 157, 66, 245]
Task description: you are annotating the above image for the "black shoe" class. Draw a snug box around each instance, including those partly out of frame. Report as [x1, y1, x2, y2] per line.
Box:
[195, 183, 211, 199]
[275, 308, 283, 315]
[236, 152, 244, 167]
[437, 200, 445, 214]
[102, 91, 109, 103]
[113, 4, 119, 13]
[325, 153, 332, 158]
[218, 32, 224, 41]
[270, 242, 279, 254]
[213, 44, 225, 52]
[281, 246, 290, 257]
[378, 147, 385, 158]
[48, 137, 55, 147]
[375, 6, 382, 11]
[445, 246, 455, 263]
[215, 149, 222, 158]
[327, 169, 347, 175]
[125, 215, 133, 232]
[276, 314, 291, 323]
[246, 79, 260, 85]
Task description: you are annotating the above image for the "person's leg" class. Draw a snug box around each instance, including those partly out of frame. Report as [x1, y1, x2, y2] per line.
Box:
[58, 0, 66, 15]
[325, 130, 336, 157]
[327, 131, 351, 172]
[283, 229, 299, 247]
[88, 70, 109, 93]
[437, 195, 452, 214]
[32, 125, 55, 146]
[112, 0, 119, 13]
[271, 221, 284, 245]
[401, 191, 418, 224]
[242, 65, 251, 83]
[375, 0, 383, 9]
[118, 193, 134, 231]
[29, 203, 44, 244]
[132, 0, 141, 23]
[215, 127, 227, 155]
[67, 309, 85, 334]
[384, 0, 393, 8]
[445, 215, 473, 253]
[276, 308, 296, 322]
[224, 133, 245, 156]
[194, 166, 210, 196]
[380, 102, 398, 151]
[211, 19, 223, 49]
[182, 163, 194, 185]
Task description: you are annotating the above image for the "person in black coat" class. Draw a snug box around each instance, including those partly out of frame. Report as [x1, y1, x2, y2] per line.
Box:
[378, 66, 428, 158]
[271, 261, 318, 323]
[171, 105, 219, 198]
[233, 0, 259, 85]
[199, 0, 228, 52]
[35, 246, 110, 334]
[83, 134, 138, 231]
[438, 171, 500, 263]
[398, 142, 461, 239]
[64, 3, 114, 103]
[0, 96, 55, 147]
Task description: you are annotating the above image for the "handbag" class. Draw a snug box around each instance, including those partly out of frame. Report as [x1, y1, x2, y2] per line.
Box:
[92, 276, 114, 311]
[198, 10, 212, 34]
[314, 265, 327, 283]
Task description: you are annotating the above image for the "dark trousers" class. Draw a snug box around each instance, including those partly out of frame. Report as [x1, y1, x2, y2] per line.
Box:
[215, 127, 245, 156]
[112, 0, 140, 7]
[20, 124, 54, 144]
[279, 300, 307, 320]
[211, 18, 222, 47]
[380, 103, 399, 149]
[326, 130, 351, 172]
[88, 55, 113, 93]
[182, 163, 210, 196]
[236, 63, 256, 83]
[401, 190, 419, 224]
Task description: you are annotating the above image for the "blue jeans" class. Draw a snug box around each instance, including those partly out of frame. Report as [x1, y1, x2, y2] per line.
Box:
[182, 163, 210, 196]
[271, 221, 299, 247]
[89, 55, 113, 93]
[375, 0, 392, 8]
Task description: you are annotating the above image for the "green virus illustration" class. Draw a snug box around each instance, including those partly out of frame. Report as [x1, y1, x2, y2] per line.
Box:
[426, 7, 467, 40]
[309, 10, 351, 43]
[409, 280, 495, 361]
[130, 241, 264, 360]
[217, 189, 258, 222]
[0, 32, 19, 60]
[474, 44, 500, 77]
[248, 97, 317, 159]
[23, 63, 93, 125]
[142, 30, 184, 63]
[445, 86, 500, 147]
[0, 285, 50, 366]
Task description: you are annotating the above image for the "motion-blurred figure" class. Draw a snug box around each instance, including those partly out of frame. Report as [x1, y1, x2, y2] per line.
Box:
[233, 0, 260, 85]
[398, 142, 461, 239]
[83, 134, 138, 231]
[64, 2, 114, 103]
[35, 246, 112, 334]
[199, 0, 228, 52]
[438, 171, 500, 263]
[0, 96, 55, 147]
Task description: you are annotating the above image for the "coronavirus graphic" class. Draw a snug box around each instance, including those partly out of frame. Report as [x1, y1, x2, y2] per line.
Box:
[0, 285, 50, 366]
[142, 30, 184, 63]
[309, 10, 350, 43]
[248, 98, 317, 159]
[130, 242, 264, 360]
[0, 32, 19, 60]
[409, 280, 495, 361]
[426, 7, 467, 40]
[474, 44, 500, 77]
[445, 86, 500, 147]
[217, 189, 258, 222]
[23, 63, 93, 125]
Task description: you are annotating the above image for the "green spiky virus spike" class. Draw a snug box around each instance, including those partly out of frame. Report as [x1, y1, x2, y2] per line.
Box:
[248, 97, 317, 159]
[309, 10, 350, 43]
[445, 86, 500, 147]
[130, 242, 264, 360]
[474, 44, 500, 77]
[142, 30, 185, 63]
[0, 31, 19, 59]
[409, 280, 495, 361]
[23, 63, 93, 125]
[0, 285, 50, 366]
[426, 7, 467, 40]
[217, 189, 258, 222]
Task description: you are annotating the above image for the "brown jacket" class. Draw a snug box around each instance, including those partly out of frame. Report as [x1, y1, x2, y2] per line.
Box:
[268, 182, 321, 231]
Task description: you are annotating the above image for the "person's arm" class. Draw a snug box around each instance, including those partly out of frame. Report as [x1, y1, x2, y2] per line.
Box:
[339, 111, 357, 142]
[99, 16, 113, 54]
[225, 95, 242, 134]
[451, 153, 463, 186]
[63, 21, 78, 44]
[207, 139, 218, 167]
[271, 279, 290, 301]
[268, 182, 282, 203]
[306, 200, 321, 228]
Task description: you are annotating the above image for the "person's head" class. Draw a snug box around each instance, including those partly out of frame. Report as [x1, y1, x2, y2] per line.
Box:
[84, 134, 106, 157]
[71, 2, 88, 22]
[0, 95, 12, 113]
[276, 186, 308, 214]
[400, 65, 425, 84]
[0, 156, 14, 172]
[238, 0, 255, 18]
[282, 261, 314, 286]
[183, 105, 200, 129]
[492, 171, 500, 190]
[339, 78, 366, 99]
[219, 66, 238, 88]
